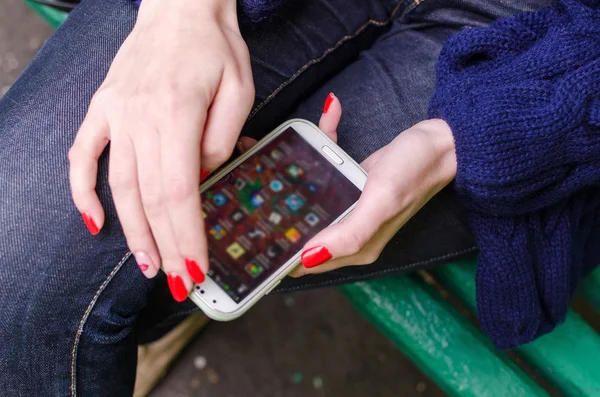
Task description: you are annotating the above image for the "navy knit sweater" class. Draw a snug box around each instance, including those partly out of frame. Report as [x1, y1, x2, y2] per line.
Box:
[134, 0, 600, 348]
[429, 0, 600, 348]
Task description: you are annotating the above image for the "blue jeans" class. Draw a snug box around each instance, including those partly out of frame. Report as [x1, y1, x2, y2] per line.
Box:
[0, 0, 552, 394]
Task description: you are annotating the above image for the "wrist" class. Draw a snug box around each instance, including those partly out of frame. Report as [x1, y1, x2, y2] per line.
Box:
[420, 119, 457, 186]
[138, 0, 238, 29]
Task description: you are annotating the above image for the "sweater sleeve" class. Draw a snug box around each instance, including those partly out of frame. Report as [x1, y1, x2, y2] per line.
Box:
[429, 0, 600, 216]
[429, 0, 600, 348]
[133, 0, 286, 23]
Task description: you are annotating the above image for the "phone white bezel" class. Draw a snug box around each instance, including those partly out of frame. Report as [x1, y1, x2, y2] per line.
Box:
[189, 119, 367, 321]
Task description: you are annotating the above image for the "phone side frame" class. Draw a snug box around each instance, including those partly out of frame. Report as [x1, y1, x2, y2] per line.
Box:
[190, 118, 367, 321]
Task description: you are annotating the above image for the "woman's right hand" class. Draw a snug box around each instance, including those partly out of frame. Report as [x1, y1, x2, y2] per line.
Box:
[68, 0, 255, 301]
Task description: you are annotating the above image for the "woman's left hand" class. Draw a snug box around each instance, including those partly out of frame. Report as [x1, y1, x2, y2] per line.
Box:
[241, 94, 458, 276]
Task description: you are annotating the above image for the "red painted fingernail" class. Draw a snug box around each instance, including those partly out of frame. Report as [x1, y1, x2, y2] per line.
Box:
[323, 93, 335, 114]
[82, 213, 100, 235]
[167, 273, 189, 302]
[185, 258, 205, 284]
[134, 251, 158, 278]
[301, 245, 332, 268]
[200, 168, 211, 183]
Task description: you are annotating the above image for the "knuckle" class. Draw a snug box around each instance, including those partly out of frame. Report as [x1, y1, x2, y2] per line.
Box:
[360, 250, 381, 265]
[142, 190, 165, 216]
[108, 171, 135, 194]
[89, 90, 109, 109]
[124, 231, 152, 252]
[166, 179, 196, 204]
[202, 144, 232, 166]
[345, 232, 367, 257]
[162, 92, 187, 114]
[67, 145, 81, 163]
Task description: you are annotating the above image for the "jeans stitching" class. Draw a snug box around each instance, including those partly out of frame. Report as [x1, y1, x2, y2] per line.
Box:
[275, 246, 478, 293]
[247, 0, 411, 120]
[70, 251, 132, 397]
[68, 0, 434, 387]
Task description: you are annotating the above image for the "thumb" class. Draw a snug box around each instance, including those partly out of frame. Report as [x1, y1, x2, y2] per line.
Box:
[318, 93, 341, 143]
[300, 187, 389, 269]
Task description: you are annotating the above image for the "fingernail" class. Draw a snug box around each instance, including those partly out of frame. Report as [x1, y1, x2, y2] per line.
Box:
[82, 213, 100, 235]
[301, 245, 332, 268]
[167, 273, 189, 302]
[200, 168, 210, 183]
[185, 258, 205, 284]
[134, 251, 158, 278]
[236, 141, 244, 153]
[323, 93, 335, 114]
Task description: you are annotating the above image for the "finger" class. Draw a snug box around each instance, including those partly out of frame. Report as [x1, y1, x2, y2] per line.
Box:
[238, 136, 257, 152]
[298, 209, 411, 276]
[360, 145, 387, 173]
[69, 105, 110, 235]
[201, 70, 254, 171]
[161, 112, 209, 297]
[137, 126, 193, 301]
[318, 93, 341, 143]
[299, 183, 397, 270]
[109, 132, 160, 278]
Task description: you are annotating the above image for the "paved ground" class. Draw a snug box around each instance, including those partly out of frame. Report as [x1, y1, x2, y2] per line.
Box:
[1, 2, 444, 396]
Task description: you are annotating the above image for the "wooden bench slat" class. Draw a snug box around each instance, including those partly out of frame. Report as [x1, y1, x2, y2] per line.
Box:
[25, 0, 68, 29]
[580, 268, 600, 312]
[340, 276, 547, 397]
[433, 261, 600, 397]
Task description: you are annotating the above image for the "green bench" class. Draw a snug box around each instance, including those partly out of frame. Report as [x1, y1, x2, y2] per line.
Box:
[27, 3, 600, 395]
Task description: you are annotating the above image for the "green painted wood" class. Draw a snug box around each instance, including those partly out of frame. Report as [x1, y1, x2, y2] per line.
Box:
[340, 276, 547, 397]
[581, 268, 600, 312]
[433, 261, 600, 397]
[25, 1, 69, 29]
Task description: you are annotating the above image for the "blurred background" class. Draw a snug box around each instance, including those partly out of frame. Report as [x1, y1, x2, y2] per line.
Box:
[0, 1, 443, 396]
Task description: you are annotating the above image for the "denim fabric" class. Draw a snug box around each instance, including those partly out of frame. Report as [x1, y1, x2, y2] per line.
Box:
[0, 0, 551, 394]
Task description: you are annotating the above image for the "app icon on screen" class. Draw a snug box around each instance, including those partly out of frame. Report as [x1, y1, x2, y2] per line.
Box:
[285, 194, 304, 211]
[309, 184, 318, 192]
[270, 180, 283, 192]
[286, 164, 304, 179]
[271, 149, 284, 161]
[250, 194, 265, 208]
[213, 193, 228, 207]
[305, 213, 320, 227]
[234, 178, 246, 190]
[226, 242, 245, 259]
[268, 212, 282, 225]
[248, 228, 266, 240]
[285, 228, 301, 243]
[266, 245, 283, 259]
[237, 284, 248, 294]
[245, 262, 263, 278]
[231, 210, 245, 223]
[256, 164, 264, 172]
[209, 224, 227, 240]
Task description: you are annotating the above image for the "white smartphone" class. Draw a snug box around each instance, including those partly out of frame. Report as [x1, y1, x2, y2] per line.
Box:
[190, 119, 367, 321]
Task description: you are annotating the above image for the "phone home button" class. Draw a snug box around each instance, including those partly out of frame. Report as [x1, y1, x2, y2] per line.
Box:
[264, 280, 282, 295]
[322, 145, 344, 165]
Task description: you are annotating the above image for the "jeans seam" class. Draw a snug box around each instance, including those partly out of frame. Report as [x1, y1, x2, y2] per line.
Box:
[70, 251, 132, 397]
[247, 0, 410, 120]
[275, 246, 478, 293]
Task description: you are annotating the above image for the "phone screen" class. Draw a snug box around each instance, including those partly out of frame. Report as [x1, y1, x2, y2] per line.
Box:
[202, 127, 361, 302]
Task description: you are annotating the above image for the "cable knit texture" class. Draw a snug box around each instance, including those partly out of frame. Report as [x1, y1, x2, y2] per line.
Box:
[133, 0, 285, 23]
[429, 0, 600, 348]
